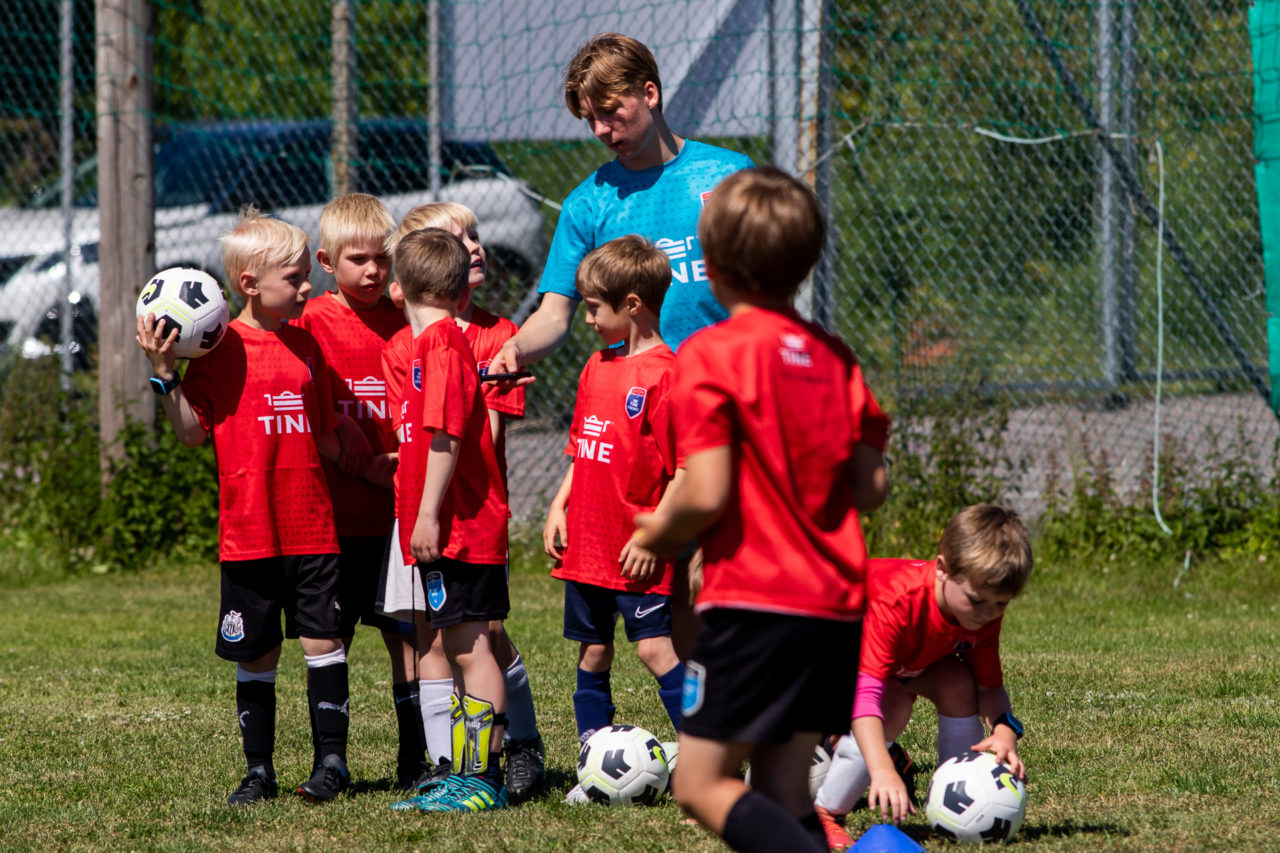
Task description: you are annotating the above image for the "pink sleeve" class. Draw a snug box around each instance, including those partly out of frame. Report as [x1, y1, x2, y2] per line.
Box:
[853, 672, 886, 721]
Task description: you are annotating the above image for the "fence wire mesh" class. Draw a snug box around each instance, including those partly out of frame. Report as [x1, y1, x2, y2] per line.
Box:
[0, 0, 1274, 526]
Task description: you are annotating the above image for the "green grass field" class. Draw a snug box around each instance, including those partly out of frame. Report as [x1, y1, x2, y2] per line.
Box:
[2, 534, 1278, 852]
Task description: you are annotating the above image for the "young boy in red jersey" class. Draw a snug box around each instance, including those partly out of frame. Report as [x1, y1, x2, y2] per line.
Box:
[540, 235, 686, 799]
[389, 227, 511, 812]
[382, 203, 546, 804]
[632, 167, 890, 853]
[293, 193, 427, 790]
[137, 209, 370, 806]
[813, 504, 1033, 848]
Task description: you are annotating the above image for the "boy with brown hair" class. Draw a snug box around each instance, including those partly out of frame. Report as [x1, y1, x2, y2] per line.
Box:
[390, 227, 511, 812]
[381, 203, 546, 803]
[632, 167, 890, 853]
[136, 209, 368, 805]
[541, 235, 685, 800]
[813, 504, 1033, 849]
[294, 192, 425, 790]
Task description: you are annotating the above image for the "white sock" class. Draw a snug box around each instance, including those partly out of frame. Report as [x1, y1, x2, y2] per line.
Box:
[235, 665, 276, 683]
[502, 654, 539, 742]
[814, 733, 881, 813]
[936, 714, 984, 764]
[419, 678, 454, 765]
[303, 647, 347, 668]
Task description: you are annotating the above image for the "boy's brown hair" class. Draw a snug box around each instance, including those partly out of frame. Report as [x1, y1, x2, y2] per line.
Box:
[393, 228, 470, 306]
[387, 202, 478, 256]
[220, 206, 309, 294]
[698, 166, 826, 299]
[318, 192, 395, 261]
[564, 33, 662, 117]
[938, 504, 1034, 597]
[575, 234, 671, 312]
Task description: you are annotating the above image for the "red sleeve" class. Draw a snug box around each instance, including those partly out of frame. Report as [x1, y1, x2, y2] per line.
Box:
[858, 596, 907, 681]
[673, 341, 734, 458]
[963, 623, 1005, 687]
[309, 344, 339, 435]
[421, 345, 472, 439]
[648, 370, 677, 477]
[849, 361, 889, 452]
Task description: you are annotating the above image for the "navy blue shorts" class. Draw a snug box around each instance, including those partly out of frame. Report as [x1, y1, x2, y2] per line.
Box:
[216, 553, 342, 662]
[562, 580, 672, 644]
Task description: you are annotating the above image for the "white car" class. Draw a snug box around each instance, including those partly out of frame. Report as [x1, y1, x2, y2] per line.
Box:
[0, 119, 548, 365]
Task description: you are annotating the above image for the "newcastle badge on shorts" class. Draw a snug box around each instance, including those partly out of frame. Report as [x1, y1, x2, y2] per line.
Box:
[426, 571, 446, 611]
[220, 610, 245, 643]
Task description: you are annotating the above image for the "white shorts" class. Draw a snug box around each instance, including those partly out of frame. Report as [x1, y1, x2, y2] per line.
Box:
[375, 518, 427, 621]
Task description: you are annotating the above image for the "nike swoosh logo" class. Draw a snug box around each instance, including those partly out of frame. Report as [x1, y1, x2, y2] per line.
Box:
[634, 603, 664, 619]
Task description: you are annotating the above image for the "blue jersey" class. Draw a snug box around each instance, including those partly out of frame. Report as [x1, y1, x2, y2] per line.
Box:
[538, 140, 753, 349]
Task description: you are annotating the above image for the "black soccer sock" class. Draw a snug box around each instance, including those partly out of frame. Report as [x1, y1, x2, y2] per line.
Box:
[721, 790, 827, 853]
[656, 663, 686, 732]
[307, 661, 350, 766]
[235, 679, 276, 776]
[392, 680, 426, 768]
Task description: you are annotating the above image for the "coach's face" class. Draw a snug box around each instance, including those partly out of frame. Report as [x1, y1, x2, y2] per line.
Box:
[580, 81, 660, 165]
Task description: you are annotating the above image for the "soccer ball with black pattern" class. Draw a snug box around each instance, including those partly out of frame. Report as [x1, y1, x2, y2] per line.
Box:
[135, 267, 229, 359]
[575, 725, 670, 806]
[925, 752, 1027, 843]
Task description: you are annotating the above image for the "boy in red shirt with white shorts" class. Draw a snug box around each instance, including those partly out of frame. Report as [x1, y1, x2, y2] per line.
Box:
[541, 235, 686, 798]
[633, 167, 890, 853]
[813, 504, 1033, 848]
[137, 209, 376, 806]
[391, 227, 511, 812]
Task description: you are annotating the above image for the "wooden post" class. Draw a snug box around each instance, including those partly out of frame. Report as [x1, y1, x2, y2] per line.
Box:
[332, 0, 356, 195]
[96, 0, 155, 471]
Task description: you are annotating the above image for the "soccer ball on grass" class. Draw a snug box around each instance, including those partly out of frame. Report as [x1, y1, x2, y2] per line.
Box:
[925, 752, 1027, 843]
[136, 267, 229, 359]
[576, 724, 670, 806]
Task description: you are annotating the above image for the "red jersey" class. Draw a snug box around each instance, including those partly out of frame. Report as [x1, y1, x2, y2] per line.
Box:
[297, 292, 406, 536]
[673, 307, 889, 620]
[182, 319, 340, 560]
[383, 324, 414, 434]
[464, 306, 525, 486]
[395, 318, 508, 565]
[859, 558, 1004, 687]
[551, 345, 677, 594]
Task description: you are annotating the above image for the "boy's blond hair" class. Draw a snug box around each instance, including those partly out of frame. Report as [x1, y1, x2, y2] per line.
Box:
[575, 234, 670, 312]
[386, 202, 478, 255]
[393, 228, 470, 306]
[699, 166, 825, 300]
[220, 206, 309, 294]
[318, 192, 395, 260]
[564, 33, 662, 117]
[938, 504, 1033, 597]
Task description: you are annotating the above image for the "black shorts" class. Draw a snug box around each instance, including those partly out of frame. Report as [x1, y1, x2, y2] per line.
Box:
[562, 581, 672, 644]
[216, 554, 342, 662]
[338, 535, 411, 635]
[680, 609, 861, 743]
[418, 556, 510, 629]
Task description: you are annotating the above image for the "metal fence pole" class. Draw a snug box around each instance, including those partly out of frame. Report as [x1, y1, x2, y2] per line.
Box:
[59, 0, 75, 382]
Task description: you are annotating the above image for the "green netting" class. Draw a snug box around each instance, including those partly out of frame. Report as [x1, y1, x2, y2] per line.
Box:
[1, 0, 1274, 517]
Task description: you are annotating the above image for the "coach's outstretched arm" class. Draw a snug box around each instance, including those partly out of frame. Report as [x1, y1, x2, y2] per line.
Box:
[488, 292, 578, 378]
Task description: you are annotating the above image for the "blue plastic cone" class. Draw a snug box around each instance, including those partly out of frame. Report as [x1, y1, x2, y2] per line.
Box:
[850, 823, 926, 852]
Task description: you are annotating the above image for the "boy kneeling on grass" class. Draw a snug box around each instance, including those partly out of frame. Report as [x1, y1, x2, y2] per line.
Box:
[632, 166, 890, 853]
[813, 504, 1033, 850]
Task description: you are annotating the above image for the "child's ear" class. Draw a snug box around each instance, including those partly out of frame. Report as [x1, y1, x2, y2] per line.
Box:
[935, 555, 948, 579]
[238, 271, 258, 296]
[624, 292, 644, 314]
[315, 248, 336, 275]
[642, 80, 660, 111]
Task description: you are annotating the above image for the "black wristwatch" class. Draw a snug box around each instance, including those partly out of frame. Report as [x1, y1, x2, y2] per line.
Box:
[150, 374, 182, 396]
[994, 711, 1024, 740]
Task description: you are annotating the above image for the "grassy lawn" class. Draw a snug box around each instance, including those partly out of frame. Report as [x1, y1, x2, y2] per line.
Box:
[1, 534, 1278, 851]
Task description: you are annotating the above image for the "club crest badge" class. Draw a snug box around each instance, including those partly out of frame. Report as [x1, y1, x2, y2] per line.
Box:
[426, 571, 446, 611]
[220, 610, 245, 643]
[682, 661, 706, 716]
[477, 359, 491, 376]
[412, 358, 423, 392]
[625, 386, 647, 419]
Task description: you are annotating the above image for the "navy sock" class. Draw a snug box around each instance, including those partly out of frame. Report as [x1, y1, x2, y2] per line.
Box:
[722, 790, 827, 853]
[573, 668, 615, 742]
[392, 680, 426, 767]
[235, 679, 276, 775]
[308, 663, 350, 766]
[656, 663, 686, 732]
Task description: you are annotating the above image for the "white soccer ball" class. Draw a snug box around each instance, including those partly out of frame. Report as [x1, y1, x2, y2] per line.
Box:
[576, 725, 670, 806]
[926, 752, 1027, 844]
[136, 267, 229, 358]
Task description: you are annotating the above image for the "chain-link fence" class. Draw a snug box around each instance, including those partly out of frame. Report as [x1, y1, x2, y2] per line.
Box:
[1, 1, 1274, 525]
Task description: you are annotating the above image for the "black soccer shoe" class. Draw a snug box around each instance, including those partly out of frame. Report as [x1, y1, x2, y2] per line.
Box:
[395, 759, 432, 793]
[504, 737, 546, 803]
[227, 768, 278, 806]
[297, 756, 350, 803]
